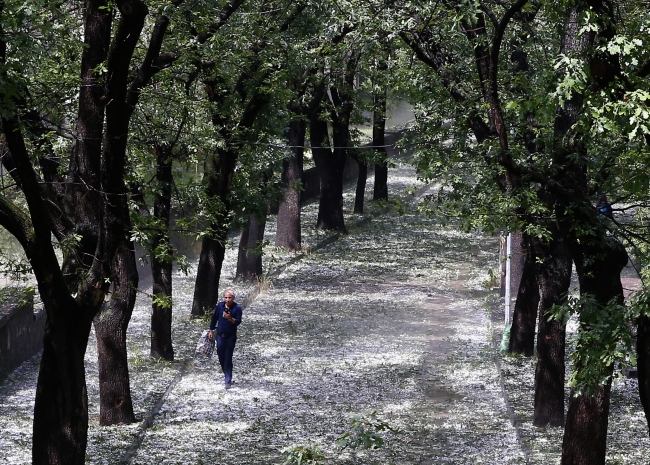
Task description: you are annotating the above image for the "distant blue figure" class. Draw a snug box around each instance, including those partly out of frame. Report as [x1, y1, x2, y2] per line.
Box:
[596, 194, 614, 220]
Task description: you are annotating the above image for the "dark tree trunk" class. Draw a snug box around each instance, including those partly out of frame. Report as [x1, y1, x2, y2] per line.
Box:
[93, 241, 138, 425]
[310, 116, 347, 233]
[33, 309, 92, 465]
[192, 234, 227, 317]
[561, 237, 627, 465]
[636, 314, 650, 434]
[4, 119, 101, 461]
[276, 117, 305, 250]
[532, 232, 572, 427]
[562, 384, 612, 465]
[508, 233, 540, 356]
[1, 0, 180, 461]
[94, 1, 148, 426]
[150, 145, 174, 360]
[192, 150, 230, 317]
[329, 57, 359, 216]
[29, 0, 112, 460]
[191, 68, 271, 316]
[151, 244, 174, 360]
[372, 87, 388, 202]
[352, 157, 367, 214]
[236, 213, 267, 282]
[553, 3, 622, 462]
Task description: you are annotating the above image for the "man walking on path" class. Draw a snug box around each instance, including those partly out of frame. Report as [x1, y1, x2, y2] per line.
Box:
[208, 289, 242, 389]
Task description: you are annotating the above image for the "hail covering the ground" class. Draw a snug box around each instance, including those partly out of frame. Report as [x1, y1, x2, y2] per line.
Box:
[1, 163, 649, 464]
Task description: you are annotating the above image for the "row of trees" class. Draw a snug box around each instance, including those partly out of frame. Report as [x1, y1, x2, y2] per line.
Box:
[2, 0, 650, 464]
[395, 1, 650, 464]
[0, 0, 392, 463]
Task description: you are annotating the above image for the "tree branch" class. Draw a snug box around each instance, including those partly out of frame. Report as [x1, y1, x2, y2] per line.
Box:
[0, 194, 33, 251]
[479, 3, 499, 28]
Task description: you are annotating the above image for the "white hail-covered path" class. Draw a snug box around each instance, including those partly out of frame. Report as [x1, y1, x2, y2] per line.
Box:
[2, 162, 650, 464]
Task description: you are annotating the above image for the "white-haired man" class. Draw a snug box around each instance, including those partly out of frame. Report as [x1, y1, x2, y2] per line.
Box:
[208, 289, 242, 389]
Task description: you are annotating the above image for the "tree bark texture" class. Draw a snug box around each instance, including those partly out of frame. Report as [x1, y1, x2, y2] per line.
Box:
[151, 146, 174, 360]
[372, 86, 388, 201]
[352, 158, 367, 214]
[32, 310, 92, 465]
[2, 110, 103, 462]
[562, 384, 612, 465]
[0, 0, 179, 460]
[554, 4, 622, 463]
[236, 214, 267, 282]
[561, 237, 627, 465]
[92, 1, 148, 426]
[93, 241, 138, 425]
[275, 118, 305, 250]
[532, 232, 572, 427]
[310, 116, 347, 233]
[508, 233, 540, 356]
[28, 0, 114, 461]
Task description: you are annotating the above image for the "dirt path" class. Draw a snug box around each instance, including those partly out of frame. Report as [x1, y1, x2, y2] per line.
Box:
[5, 163, 650, 464]
[118, 191, 527, 464]
[2, 164, 530, 465]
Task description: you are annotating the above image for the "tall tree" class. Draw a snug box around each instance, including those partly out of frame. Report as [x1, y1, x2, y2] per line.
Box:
[275, 113, 306, 250]
[191, 0, 306, 316]
[0, 0, 155, 460]
[0, 0, 242, 458]
[275, 14, 357, 236]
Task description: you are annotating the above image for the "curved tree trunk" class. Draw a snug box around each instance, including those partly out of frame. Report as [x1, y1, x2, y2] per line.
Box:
[93, 0, 148, 427]
[508, 233, 540, 355]
[93, 241, 138, 425]
[276, 117, 305, 250]
[236, 213, 267, 282]
[532, 232, 572, 427]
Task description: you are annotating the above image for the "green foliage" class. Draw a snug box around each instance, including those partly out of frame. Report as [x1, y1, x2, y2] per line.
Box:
[0, 253, 32, 282]
[281, 445, 326, 464]
[152, 293, 173, 310]
[18, 286, 35, 307]
[336, 411, 395, 451]
[549, 295, 637, 396]
[0, 286, 35, 307]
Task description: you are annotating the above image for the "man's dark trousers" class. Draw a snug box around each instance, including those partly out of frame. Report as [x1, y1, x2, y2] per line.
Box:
[216, 334, 237, 384]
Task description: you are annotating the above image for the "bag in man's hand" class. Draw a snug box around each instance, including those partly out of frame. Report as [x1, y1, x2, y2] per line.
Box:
[195, 330, 215, 357]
